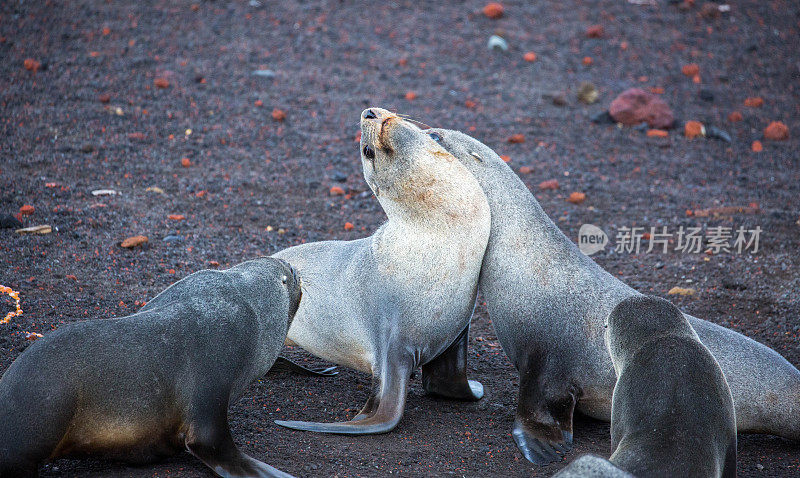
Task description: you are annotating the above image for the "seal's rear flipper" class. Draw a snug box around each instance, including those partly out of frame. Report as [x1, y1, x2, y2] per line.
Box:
[268, 356, 338, 377]
[275, 357, 410, 435]
[422, 323, 484, 401]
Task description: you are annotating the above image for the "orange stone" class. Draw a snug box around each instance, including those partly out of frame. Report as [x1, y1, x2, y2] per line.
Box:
[329, 186, 345, 196]
[465, 99, 477, 108]
[681, 63, 700, 76]
[586, 25, 604, 38]
[519, 166, 533, 174]
[684, 121, 704, 139]
[764, 121, 789, 141]
[181, 157, 192, 167]
[153, 77, 170, 88]
[751, 140, 763, 152]
[271, 108, 286, 121]
[567, 192, 586, 204]
[539, 179, 560, 190]
[728, 111, 743, 122]
[500, 155, 511, 163]
[19, 205, 35, 216]
[523, 51, 537, 62]
[168, 214, 186, 221]
[344, 222, 354, 231]
[23, 58, 40, 72]
[508, 134, 525, 143]
[404, 91, 417, 101]
[121, 235, 149, 248]
[483, 2, 504, 19]
[744, 97, 763, 107]
[646, 129, 669, 138]
[582, 56, 593, 65]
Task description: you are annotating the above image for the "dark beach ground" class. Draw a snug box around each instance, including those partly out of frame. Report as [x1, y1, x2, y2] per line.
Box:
[1, 1, 799, 476]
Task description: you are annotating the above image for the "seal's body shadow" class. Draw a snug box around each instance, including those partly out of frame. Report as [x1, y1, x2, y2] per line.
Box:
[273, 108, 490, 435]
[425, 127, 800, 465]
[0, 258, 300, 478]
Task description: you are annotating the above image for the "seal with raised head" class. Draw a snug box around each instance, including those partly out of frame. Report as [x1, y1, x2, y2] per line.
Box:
[272, 107, 491, 434]
[606, 295, 737, 477]
[0, 257, 302, 478]
[423, 127, 800, 464]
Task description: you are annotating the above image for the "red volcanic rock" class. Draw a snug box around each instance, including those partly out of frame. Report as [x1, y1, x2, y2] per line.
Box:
[764, 121, 789, 141]
[609, 88, 675, 129]
[483, 3, 504, 19]
[586, 25, 604, 38]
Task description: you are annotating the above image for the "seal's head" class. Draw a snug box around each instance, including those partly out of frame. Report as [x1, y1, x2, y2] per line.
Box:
[273, 258, 302, 325]
[605, 295, 696, 374]
[359, 108, 486, 223]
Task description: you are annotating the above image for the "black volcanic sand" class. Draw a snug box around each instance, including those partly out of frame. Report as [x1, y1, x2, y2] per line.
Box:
[1, 1, 799, 477]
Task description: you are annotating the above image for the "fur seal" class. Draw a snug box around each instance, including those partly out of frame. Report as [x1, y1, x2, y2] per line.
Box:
[0, 257, 301, 478]
[606, 295, 737, 477]
[272, 107, 491, 434]
[423, 127, 800, 464]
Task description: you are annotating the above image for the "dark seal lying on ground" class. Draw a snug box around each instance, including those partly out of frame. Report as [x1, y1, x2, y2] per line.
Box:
[273, 107, 491, 435]
[0, 257, 301, 478]
[606, 295, 737, 478]
[424, 127, 800, 465]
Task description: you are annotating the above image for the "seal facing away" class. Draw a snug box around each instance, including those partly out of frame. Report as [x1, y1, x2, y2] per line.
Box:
[0, 257, 301, 478]
[273, 107, 491, 434]
[424, 127, 800, 464]
[606, 295, 737, 477]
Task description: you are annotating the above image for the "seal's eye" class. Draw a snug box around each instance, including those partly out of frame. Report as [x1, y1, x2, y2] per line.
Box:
[362, 145, 375, 160]
[281, 275, 288, 285]
[429, 132, 442, 142]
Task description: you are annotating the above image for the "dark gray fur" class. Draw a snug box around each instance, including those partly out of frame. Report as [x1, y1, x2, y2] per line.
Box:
[552, 455, 634, 478]
[606, 295, 737, 478]
[0, 257, 300, 478]
[426, 127, 800, 465]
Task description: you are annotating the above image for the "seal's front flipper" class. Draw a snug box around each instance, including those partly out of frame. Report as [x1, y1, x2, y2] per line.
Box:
[513, 360, 576, 465]
[186, 401, 295, 478]
[268, 356, 338, 377]
[422, 323, 484, 401]
[275, 357, 410, 435]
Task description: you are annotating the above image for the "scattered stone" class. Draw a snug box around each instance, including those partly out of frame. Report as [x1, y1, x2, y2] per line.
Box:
[163, 235, 183, 243]
[552, 92, 568, 106]
[19, 205, 35, 216]
[728, 111, 743, 122]
[539, 179, 560, 190]
[487, 35, 508, 52]
[744, 97, 763, 107]
[500, 155, 511, 163]
[99, 93, 110, 103]
[146, 186, 165, 194]
[252, 69, 276, 78]
[482, 2, 504, 19]
[566, 192, 586, 204]
[181, 157, 192, 167]
[646, 129, 669, 137]
[519, 166, 533, 174]
[404, 91, 417, 101]
[577, 81, 599, 104]
[120, 235, 148, 248]
[681, 63, 700, 77]
[153, 77, 170, 89]
[700, 2, 721, 19]
[208, 260, 221, 268]
[23, 58, 41, 72]
[586, 25, 604, 38]
[609, 88, 674, 129]
[16, 225, 52, 235]
[523, 51, 537, 62]
[705, 126, 732, 143]
[590, 110, 614, 124]
[699, 89, 714, 102]
[272, 108, 286, 121]
[582, 56, 593, 66]
[25, 332, 43, 341]
[0, 214, 23, 229]
[756, 464, 764, 471]
[684, 120, 705, 139]
[668, 286, 696, 296]
[344, 222, 355, 231]
[168, 214, 186, 221]
[764, 121, 789, 141]
[508, 134, 525, 143]
[693, 205, 759, 217]
[329, 186, 345, 196]
[91, 189, 118, 196]
[751, 140, 763, 152]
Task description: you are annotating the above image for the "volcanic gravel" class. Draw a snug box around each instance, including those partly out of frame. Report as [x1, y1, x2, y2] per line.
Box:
[1, 1, 799, 477]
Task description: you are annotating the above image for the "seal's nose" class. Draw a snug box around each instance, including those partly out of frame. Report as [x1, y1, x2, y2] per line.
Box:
[363, 109, 378, 120]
